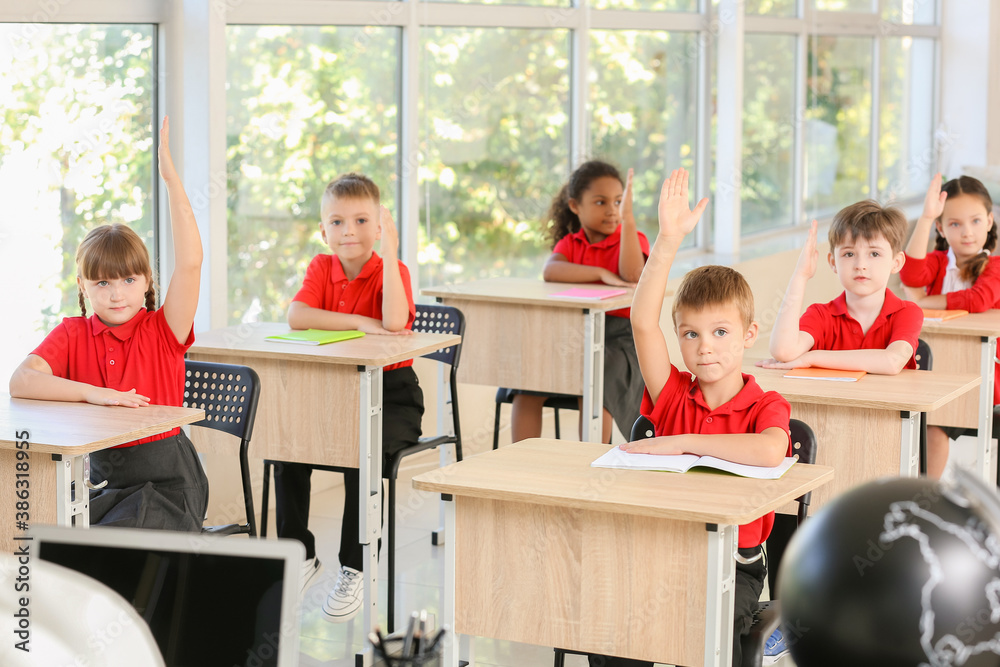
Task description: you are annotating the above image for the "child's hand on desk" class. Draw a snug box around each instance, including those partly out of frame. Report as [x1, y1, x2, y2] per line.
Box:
[378, 205, 399, 259]
[756, 355, 811, 370]
[657, 168, 708, 240]
[619, 435, 686, 456]
[86, 387, 151, 408]
[356, 316, 414, 336]
[598, 268, 636, 288]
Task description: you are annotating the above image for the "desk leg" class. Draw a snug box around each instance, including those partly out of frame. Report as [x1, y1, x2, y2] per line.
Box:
[442, 497, 459, 667]
[582, 310, 606, 444]
[433, 362, 452, 546]
[54, 454, 90, 528]
[358, 366, 382, 666]
[974, 336, 995, 481]
[899, 411, 920, 477]
[704, 524, 736, 667]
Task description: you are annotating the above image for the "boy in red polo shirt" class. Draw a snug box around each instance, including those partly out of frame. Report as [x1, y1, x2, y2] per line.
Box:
[273, 173, 423, 623]
[586, 169, 791, 667]
[762, 200, 921, 375]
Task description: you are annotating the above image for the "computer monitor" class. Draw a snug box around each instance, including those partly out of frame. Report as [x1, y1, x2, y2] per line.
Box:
[33, 525, 304, 667]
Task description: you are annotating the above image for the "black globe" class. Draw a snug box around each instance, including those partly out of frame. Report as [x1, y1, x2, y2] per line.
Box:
[777, 473, 1000, 667]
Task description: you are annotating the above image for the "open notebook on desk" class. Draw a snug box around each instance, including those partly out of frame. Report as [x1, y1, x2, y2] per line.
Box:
[592, 447, 797, 480]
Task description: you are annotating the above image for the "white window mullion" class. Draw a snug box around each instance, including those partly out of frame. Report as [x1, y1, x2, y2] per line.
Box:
[161, 0, 227, 331]
[714, 0, 745, 256]
[401, 0, 420, 289]
[869, 35, 881, 202]
[793, 25, 808, 227]
[570, 0, 590, 168]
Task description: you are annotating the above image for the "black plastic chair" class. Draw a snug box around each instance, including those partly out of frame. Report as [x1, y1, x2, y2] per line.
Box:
[492, 388, 579, 450]
[259, 304, 465, 632]
[740, 418, 818, 667]
[182, 360, 261, 537]
[914, 338, 932, 475]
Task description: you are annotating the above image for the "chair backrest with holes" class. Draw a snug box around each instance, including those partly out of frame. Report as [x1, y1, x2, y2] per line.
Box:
[630, 414, 656, 442]
[412, 304, 465, 368]
[183, 360, 261, 441]
[914, 338, 932, 371]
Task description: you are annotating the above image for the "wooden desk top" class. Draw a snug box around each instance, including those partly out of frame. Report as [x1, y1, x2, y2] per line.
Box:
[919, 309, 1000, 337]
[745, 363, 980, 412]
[0, 396, 204, 455]
[189, 323, 461, 367]
[422, 278, 634, 311]
[413, 438, 833, 525]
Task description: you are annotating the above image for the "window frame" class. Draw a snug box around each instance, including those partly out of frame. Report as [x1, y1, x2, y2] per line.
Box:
[1, 0, 945, 327]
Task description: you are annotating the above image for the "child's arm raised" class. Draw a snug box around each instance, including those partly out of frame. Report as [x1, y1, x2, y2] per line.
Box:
[620, 427, 789, 468]
[617, 168, 645, 283]
[377, 205, 413, 333]
[769, 220, 819, 362]
[158, 116, 204, 345]
[905, 172, 947, 262]
[632, 169, 708, 406]
[10, 355, 151, 407]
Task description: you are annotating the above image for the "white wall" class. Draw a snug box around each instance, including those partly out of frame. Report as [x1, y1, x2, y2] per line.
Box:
[939, 0, 991, 175]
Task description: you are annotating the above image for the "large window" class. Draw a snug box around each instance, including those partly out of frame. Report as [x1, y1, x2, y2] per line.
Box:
[226, 25, 400, 324]
[0, 23, 154, 381]
[418, 27, 570, 286]
[742, 33, 797, 233]
[805, 35, 873, 218]
[589, 30, 699, 243]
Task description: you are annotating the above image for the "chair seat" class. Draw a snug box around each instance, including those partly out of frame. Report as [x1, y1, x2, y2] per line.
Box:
[495, 387, 579, 410]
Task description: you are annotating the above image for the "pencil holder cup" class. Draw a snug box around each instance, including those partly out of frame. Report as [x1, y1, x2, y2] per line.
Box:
[373, 633, 442, 667]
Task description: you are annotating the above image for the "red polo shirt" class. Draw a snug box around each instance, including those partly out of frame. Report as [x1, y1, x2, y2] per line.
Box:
[292, 252, 416, 372]
[900, 251, 1000, 403]
[799, 289, 922, 370]
[31, 308, 194, 448]
[640, 365, 791, 548]
[552, 225, 650, 318]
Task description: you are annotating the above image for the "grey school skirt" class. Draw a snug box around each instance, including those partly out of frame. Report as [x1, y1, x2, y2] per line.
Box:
[88, 431, 209, 532]
[602, 315, 644, 436]
[511, 315, 644, 437]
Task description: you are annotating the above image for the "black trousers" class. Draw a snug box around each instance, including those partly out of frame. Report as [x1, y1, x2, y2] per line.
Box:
[273, 366, 424, 569]
[587, 546, 767, 667]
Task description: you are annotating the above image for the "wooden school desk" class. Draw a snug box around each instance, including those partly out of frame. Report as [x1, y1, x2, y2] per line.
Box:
[422, 278, 634, 443]
[412, 438, 833, 667]
[0, 396, 204, 552]
[920, 310, 1000, 480]
[747, 364, 980, 510]
[185, 323, 461, 647]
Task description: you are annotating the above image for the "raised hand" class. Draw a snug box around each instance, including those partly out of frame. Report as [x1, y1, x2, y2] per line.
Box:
[158, 116, 178, 186]
[619, 168, 634, 225]
[379, 205, 399, 259]
[921, 172, 948, 221]
[657, 168, 709, 239]
[794, 219, 819, 281]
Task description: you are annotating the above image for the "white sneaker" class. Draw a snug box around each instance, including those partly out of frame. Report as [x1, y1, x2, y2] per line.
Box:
[322, 566, 363, 622]
[300, 557, 323, 595]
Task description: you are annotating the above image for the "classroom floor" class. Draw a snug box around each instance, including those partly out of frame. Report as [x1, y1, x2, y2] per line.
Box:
[266, 448, 797, 667]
